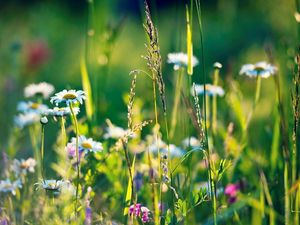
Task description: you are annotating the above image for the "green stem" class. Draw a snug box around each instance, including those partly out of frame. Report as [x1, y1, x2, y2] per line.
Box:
[152, 76, 160, 225]
[212, 68, 219, 135]
[69, 104, 80, 217]
[29, 125, 42, 179]
[284, 162, 290, 225]
[211, 180, 217, 225]
[170, 69, 183, 139]
[8, 196, 16, 225]
[245, 75, 261, 130]
[60, 117, 67, 147]
[40, 124, 45, 180]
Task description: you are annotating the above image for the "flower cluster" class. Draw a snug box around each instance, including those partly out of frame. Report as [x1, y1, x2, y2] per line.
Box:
[129, 203, 151, 223]
[14, 82, 56, 128]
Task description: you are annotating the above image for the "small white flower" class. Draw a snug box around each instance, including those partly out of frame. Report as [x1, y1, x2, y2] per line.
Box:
[192, 84, 225, 97]
[45, 107, 80, 117]
[182, 136, 201, 148]
[103, 119, 127, 139]
[17, 101, 48, 114]
[239, 61, 277, 78]
[11, 158, 36, 176]
[0, 179, 22, 195]
[50, 89, 86, 106]
[70, 135, 103, 154]
[24, 82, 54, 99]
[35, 180, 73, 195]
[213, 62, 223, 69]
[14, 112, 40, 128]
[167, 52, 198, 70]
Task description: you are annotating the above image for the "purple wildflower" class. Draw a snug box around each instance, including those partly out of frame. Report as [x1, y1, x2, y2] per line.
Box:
[224, 183, 240, 204]
[129, 203, 151, 223]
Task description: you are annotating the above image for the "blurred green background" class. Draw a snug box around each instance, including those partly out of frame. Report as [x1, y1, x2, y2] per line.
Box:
[0, 0, 297, 146]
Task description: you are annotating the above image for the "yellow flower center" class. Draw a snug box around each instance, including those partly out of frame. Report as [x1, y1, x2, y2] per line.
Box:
[20, 162, 29, 169]
[81, 142, 92, 149]
[3, 184, 12, 189]
[254, 66, 265, 72]
[30, 103, 40, 109]
[62, 93, 77, 100]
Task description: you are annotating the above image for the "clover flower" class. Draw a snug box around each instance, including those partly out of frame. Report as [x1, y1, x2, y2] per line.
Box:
[17, 101, 48, 114]
[0, 179, 22, 195]
[14, 112, 40, 128]
[50, 89, 86, 106]
[24, 82, 54, 99]
[11, 158, 36, 176]
[45, 106, 80, 117]
[239, 61, 277, 78]
[192, 84, 225, 97]
[129, 203, 151, 223]
[167, 52, 198, 70]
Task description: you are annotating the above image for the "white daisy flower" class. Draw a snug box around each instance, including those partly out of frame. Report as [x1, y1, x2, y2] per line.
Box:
[14, 112, 40, 128]
[17, 101, 48, 114]
[239, 61, 277, 78]
[0, 179, 22, 195]
[50, 89, 86, 106]
[35, 180, 74, 195]
[192, 84, 225, 97]
[70, 135, 103, 154]
[24, 82, 54, 99]
[45, 107, 80, 117]
[11, 158, 36, 176]
[167, 52, 199, 70]
[103, 119, 127, 139]
[182, 136, 201, 148]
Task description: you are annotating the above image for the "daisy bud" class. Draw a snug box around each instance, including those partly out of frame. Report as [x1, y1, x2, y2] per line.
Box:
[40, 116, 48, 125]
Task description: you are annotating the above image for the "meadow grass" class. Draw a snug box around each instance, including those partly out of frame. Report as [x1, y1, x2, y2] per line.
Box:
[0, 0, 299, 225]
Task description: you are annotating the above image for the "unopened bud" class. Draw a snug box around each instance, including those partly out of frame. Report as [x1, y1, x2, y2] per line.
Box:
[40, 116, 48, 125]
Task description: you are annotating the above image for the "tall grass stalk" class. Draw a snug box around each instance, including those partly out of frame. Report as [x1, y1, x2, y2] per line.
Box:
[212, 66, 220, 135]
[170, 69, 184, 139]
[292, 48, 300, 225]
[195, 1, 217, 224]
[69, 104, 80, 217]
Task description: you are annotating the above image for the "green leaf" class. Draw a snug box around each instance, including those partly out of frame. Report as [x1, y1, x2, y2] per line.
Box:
[123, 155, 136, 216]
[80, 56, 93, 121]
[186, 6, 193, 75]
